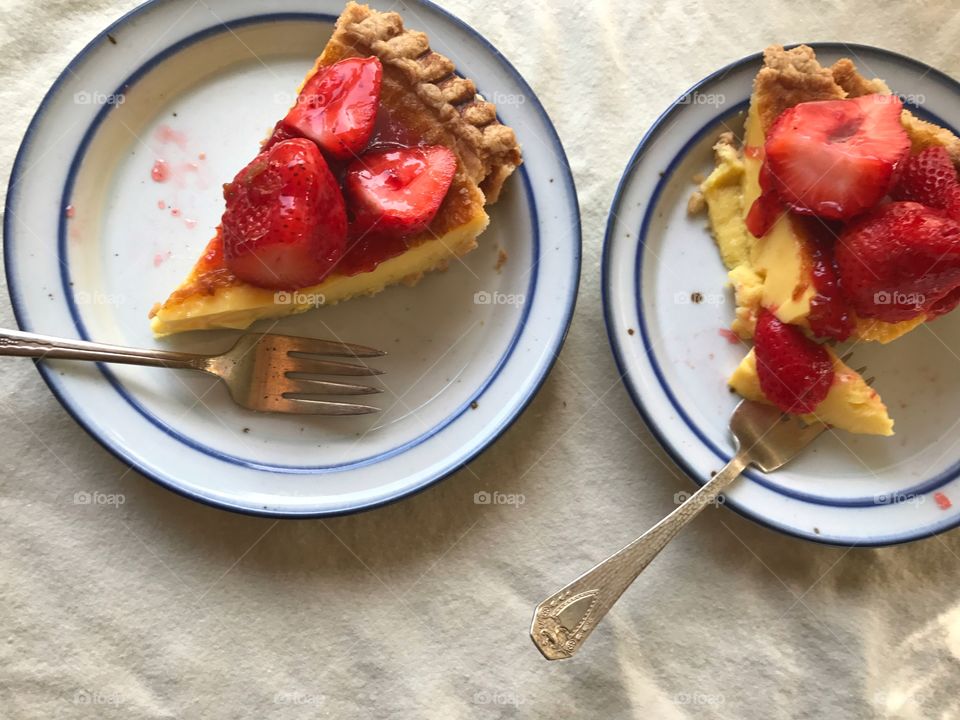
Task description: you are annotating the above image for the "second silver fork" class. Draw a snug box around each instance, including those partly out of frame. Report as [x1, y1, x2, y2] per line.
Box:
[0, 328, 386, 415]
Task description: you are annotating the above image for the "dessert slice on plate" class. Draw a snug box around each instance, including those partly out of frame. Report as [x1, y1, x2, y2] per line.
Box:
[149, 2, 521, 336]
[699, 45, 960, 435]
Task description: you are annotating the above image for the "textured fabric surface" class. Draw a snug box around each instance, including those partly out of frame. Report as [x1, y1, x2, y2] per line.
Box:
[2, 1, 960, 718]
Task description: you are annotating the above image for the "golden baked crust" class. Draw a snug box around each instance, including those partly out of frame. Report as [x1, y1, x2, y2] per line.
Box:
[829, 58, 890, 97]
[753, 45, 845, 133]
[320, 2, 522, 203]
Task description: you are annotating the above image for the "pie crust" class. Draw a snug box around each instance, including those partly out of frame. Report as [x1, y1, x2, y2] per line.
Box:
[321, 2, 521, 203]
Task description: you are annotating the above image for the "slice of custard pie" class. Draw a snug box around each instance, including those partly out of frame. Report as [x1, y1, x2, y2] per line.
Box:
[699, 45, 960, 436]
[149, 2, 522, 336]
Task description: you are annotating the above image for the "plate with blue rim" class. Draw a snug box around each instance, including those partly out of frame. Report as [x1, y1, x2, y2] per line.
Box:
[4, 0, 580, 516]
[603, 43, 960, 546]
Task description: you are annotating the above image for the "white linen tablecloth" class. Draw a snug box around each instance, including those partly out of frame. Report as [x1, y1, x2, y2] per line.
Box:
[2, 1, 960, 718]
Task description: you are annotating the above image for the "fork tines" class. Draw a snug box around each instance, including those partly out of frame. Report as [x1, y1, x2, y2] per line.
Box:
[253, 333, 386, 415]
[271, 333, 386, 359]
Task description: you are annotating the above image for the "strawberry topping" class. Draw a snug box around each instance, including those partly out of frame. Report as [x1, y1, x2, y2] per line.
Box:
[892, 146, 958, 208]
[222, 138, 347, 290]
[892, 146, 960, 223]
[745, 163, 784, 237]
[795, 217, 855, 341]
[280, 57, 382, 161]
[761, 94, 910, 220]
[754, 309, 834, 415]
[835, 201, 960, 322]
[344, 145, 457, 238]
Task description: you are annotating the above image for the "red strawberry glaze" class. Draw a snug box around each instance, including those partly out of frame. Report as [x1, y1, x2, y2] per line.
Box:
[151, 159, 170, 183]
[335, 229, 411, 276]
[793, 216, 855, 341]
[746, 163, 783, 238]
[718, 328, 740, 344]
[156, 124, 188, 150]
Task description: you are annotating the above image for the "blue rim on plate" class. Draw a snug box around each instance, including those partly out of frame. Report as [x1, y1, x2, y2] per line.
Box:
[4, 0, 581, 516]
[602, 42, 960, 547]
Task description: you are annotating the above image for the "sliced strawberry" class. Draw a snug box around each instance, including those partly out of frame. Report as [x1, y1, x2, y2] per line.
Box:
[754, 309, 834, 415]
[344, 145, 457, 237]
[763, 94, 910, 220]
[891, 146, 958, 207]
[222, 138, 347, 290]
[835, 201, 960, 322]
[280, 57, 382, 161]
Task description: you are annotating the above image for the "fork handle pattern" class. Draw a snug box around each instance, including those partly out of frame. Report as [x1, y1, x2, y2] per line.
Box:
[530, 452, 749, 660]
[0, 328, 207, 370]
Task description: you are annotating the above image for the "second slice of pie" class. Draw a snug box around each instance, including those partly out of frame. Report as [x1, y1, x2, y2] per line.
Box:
[699, 45, 960, 436]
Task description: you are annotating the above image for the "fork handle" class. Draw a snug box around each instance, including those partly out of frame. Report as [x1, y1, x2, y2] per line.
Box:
[530, 452, 749, 660]
[0, 328, 208, 370]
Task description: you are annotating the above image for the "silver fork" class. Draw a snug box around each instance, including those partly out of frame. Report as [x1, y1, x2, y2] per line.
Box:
[530, 398, 831, 660]
[0, 328, 385, 415]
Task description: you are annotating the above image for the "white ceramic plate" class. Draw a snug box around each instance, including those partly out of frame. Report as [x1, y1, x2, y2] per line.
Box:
[5, 0, 580, 516]
[604, 44, 960, 546]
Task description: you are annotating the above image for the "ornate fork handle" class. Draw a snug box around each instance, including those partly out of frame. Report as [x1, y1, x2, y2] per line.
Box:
[530, 452, 749, 660]
[0, 328, 208, 370]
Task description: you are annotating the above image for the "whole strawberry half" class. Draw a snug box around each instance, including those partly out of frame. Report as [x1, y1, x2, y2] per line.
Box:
[892, 146, 958, 207]
[280, 57, 382, 161]
[222, 138, 347, 290]
[892, 145, 960, 221]
[763, 94, 910, 220]
[754, 309, 834, 415]
[835, 201, 960, 322]
[344, 145, 457, 238]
